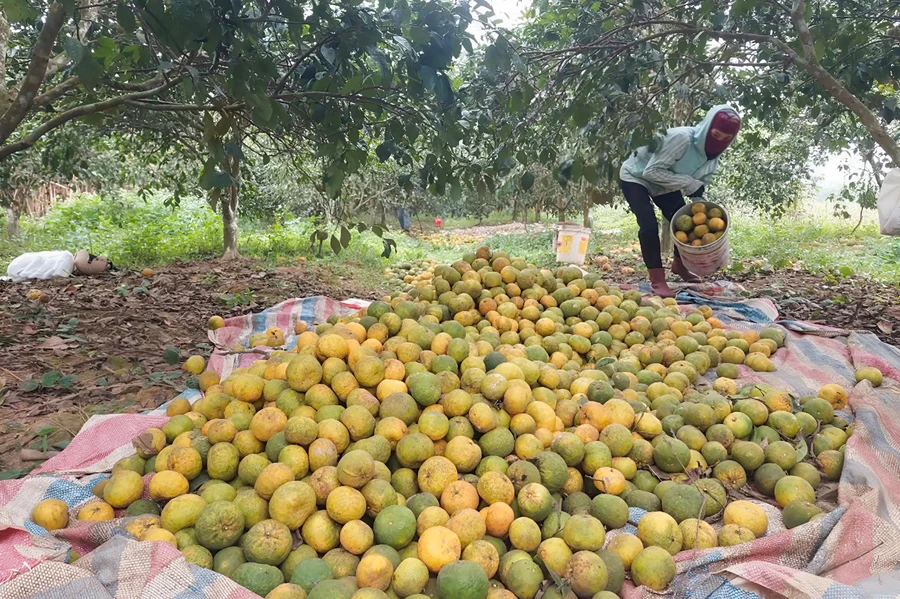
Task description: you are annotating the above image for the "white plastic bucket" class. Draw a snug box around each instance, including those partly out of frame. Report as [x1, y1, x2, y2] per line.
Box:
[553, 222, 591, 265]
[670, 201, 730, 276]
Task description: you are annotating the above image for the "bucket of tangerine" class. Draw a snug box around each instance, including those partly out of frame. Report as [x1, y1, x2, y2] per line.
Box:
[670, 200, 729, 276]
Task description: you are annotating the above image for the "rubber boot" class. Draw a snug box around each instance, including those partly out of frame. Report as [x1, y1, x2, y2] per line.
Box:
[672, 257, 701, 283]
[648, 268, 675, 298]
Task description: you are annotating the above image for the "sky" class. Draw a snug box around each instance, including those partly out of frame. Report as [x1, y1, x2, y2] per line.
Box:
[469, 0, 525, 39]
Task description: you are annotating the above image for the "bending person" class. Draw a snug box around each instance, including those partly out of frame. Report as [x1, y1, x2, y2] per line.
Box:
[619, 105, 741, 297]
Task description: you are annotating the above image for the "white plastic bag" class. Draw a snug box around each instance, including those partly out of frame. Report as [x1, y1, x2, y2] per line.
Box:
[878, 169, 900, 236]
[5, 250, 75, 282]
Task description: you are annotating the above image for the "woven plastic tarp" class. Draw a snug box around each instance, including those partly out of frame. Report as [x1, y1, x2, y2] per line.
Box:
[1, 293, 899, 599]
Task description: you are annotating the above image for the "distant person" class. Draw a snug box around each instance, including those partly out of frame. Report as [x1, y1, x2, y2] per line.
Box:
[396, 207, 411, 232]
[619, 104, 741, 297]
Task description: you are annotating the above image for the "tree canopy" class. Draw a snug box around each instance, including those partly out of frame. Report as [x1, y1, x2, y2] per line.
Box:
[1, 0, 898, 253]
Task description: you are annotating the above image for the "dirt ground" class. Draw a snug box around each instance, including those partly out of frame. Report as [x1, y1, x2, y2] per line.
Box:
[0, 258, 378, 476]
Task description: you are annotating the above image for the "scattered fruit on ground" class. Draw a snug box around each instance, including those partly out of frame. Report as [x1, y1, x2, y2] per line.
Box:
[32, 246, 852, 597]
[854, 367, 883, 387]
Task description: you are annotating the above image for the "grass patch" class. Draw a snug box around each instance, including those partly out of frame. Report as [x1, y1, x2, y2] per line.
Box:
[588, 204, 900, 283]
[0, 193, 223, 268]
[3, 192, 899, 285]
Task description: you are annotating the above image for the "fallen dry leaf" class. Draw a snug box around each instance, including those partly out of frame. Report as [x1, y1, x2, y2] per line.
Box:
[877, 320, 894, 334]
[37, 336, 78, 350]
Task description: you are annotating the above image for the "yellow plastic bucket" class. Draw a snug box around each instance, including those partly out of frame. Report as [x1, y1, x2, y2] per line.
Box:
[553, 222, 591, 265]
[670, 201, 730, 276]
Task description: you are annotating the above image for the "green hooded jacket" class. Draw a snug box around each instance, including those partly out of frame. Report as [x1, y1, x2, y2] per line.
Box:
[619, 104, 738, 197]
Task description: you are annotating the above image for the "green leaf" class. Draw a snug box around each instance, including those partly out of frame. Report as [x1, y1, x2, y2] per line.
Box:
[341, 75, 364, 94]
[751, 426, 767, 445]
[323, 166, 345, 198]
[64, 38, 86, 65]
[75, 56, 105, 90]
[375, 143, 392, 162]
[340, 225, 351, 248]
[1, 0, 37, 22]
[774, 258, 793, 269]
[224, 143, 244, 159]
[321, 45, 336, 65]
[367, 46, 391, 86]
[795, 437, 808, 463]
[521, 172, 535, 191]
[311, 104, 327, 123]
[435, 74, 454, 105]
[392, 35, 416, 59]
[330, 235, 342, 255]
[420, 65, 437, 91]
[18, 379, 40, 392]
[116, 3, 137, 32]
[450, 181, 462, 202]
[570, 157, 584, 181]
[212, 171, 236, 188]
[838, 266, 854, 277]
[163, 346, 180, 365]
[572, 103, 592, 128]
[57, 375, 77, 389]
[41, 371, 61, 387]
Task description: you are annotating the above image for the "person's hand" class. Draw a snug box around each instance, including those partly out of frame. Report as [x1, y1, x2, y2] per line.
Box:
[688, 184, 706, 198]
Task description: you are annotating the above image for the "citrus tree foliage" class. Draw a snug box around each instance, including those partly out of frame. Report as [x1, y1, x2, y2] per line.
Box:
[713, 120, 820, 217]
[465, 0, 900, 208]
[0, 124, 171, 236]
[0, 0, 503, 255]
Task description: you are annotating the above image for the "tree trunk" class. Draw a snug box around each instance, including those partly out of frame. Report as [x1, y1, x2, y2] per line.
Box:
[221, 129, 241, 259]
[6, 204, 19, 239]
[557, 197, 565, 222]
[582, 196, 591, 228]
[512, 198, 519, 223]
[222, 188, 239, 259]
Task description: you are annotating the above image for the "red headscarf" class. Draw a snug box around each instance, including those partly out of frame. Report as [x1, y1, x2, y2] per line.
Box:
[705, 109, 741, 157]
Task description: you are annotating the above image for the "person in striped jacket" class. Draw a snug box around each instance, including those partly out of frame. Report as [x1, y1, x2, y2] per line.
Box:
[619, 105, 741, 297]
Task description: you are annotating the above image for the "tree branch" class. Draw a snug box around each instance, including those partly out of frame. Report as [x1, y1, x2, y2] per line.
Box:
[32, 76, 81, 107]
[272, 36, 334, 96]
[0, 2, 67, 145]
[0, 75, 183, 162]
[44, 1, 99, 81]
[0, 10, 9, 102]
[787, 0, 900, 164]
[107, 73, 166, 91]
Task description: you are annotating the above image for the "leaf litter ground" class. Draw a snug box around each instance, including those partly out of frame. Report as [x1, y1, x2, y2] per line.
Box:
[0, 258, 377, 477]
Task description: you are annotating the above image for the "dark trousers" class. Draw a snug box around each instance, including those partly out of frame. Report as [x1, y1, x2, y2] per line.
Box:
[619, 179, 685, 270]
